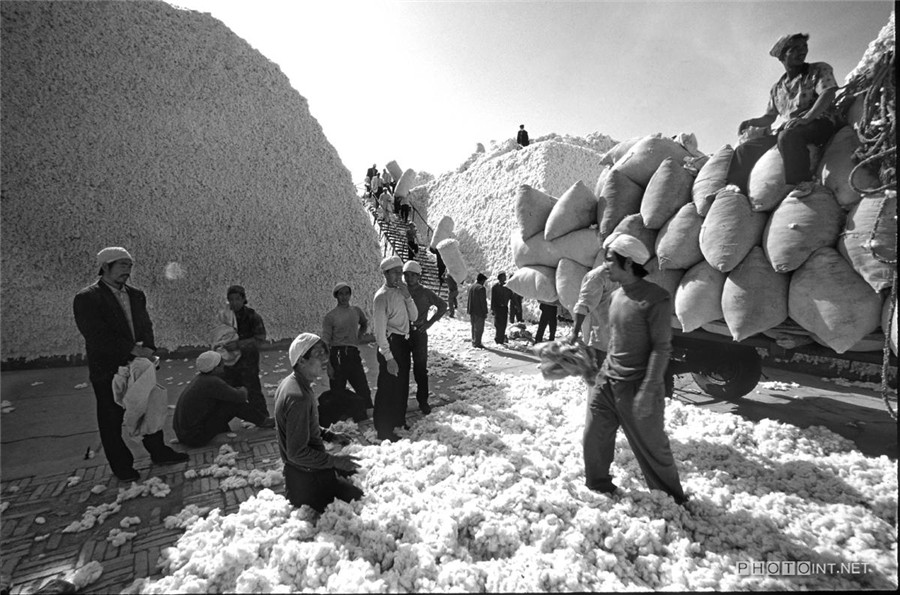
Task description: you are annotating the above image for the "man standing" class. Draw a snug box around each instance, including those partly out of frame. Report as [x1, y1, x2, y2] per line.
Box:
[582, 234, 686, 504]
[222, 285, 269, 420]
[508, 291, 524, 324]
[372, 255, 418, 441]
[73, 247, 188, 481]
[569, 261, 618, 367]
[322, 282, 373, 409]
[490, 272, 512, 344]
[403, 261, 447, 415]
[517, 124, 530, 148]
[535, 302, 558, 343]
[467, 273, 488, 348]
[174, 351, 275, 448]
[446, 275, 459, 318]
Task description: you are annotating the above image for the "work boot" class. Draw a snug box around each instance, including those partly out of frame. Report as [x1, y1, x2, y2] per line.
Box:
[142, 431, 189, 465]
[419, 402, 432, 415]
[115, 468, 140, 482]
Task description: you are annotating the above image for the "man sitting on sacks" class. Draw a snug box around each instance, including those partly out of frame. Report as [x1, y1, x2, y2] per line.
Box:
[726, 33, 838, 197]
[174, 351, 275, 448]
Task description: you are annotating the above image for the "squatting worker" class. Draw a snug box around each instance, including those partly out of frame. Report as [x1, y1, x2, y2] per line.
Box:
[583, 234, 686, 505]
[73, 247, 188, 481]
[403, 260, 447, 415]
[222, 285, 269, 419]
[174, 351, 275, 448]
[372, 255, 418, 441]
[322, 282, 373, 409]
[275, 333, 362, 512]
[727, 33, 838, 196]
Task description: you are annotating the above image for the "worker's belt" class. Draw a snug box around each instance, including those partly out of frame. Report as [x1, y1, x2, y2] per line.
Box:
[331, 345, 358, 352]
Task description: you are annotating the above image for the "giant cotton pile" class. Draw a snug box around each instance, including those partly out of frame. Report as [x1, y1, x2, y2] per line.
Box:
[135, 319, 897, 593]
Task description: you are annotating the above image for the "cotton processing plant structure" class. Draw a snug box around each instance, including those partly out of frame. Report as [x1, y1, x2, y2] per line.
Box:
[0, 0, 383, 362]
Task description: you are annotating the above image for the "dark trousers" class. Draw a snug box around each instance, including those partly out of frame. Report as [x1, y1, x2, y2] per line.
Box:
[493, 309, 509, 343]
[374, 334, 411, 437]
[224, 361, 268, 419]
[393, 195, 401, 214]
[177, 401, 265, 448]
[329, 346, 373, 408]
[284, 464, 363, 513]
[536, 304, 557, 342]
[509, 302, 523, 323]
[400, 205, 411, 222]
[727, 119, 836, 194]
[583, 375, 685, 502]
[408, 240, 418, 259]
[470, 315, 485, 346]
[409, 329, 429, 405]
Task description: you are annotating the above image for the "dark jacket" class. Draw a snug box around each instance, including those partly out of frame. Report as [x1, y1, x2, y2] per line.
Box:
[73, 281, 155, 379]
[491, 283, 512, 313]
[467, 283, 488, 318]
[517, 129, 530, 147]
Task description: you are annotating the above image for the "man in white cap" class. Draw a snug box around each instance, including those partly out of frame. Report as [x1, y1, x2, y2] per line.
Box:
[403, 260, 447, 415]
[568, 233, 621, 366]
[582, 234, 687, 505]
[173, 351, 275, 447]
[372, 255, 418, 441]
[322, 281, 373, 411]
[275, 333, 362, 512]
[74, 247, 188, 481]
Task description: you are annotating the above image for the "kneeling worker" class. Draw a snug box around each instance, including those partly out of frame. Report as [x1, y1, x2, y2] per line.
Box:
[174, 351, 275, 447]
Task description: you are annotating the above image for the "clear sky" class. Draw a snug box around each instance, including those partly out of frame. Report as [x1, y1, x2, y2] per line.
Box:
[167, 0, 893, 181]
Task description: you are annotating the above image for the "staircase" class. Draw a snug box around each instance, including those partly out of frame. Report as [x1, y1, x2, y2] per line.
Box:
[361, 195, 449, 302]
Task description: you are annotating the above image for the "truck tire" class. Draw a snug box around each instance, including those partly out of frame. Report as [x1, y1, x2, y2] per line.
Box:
[690, 346, 762, 400]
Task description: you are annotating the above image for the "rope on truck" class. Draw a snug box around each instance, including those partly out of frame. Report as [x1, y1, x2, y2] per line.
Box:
[879, 271, 897, 422]
[847, 50, 896, 195]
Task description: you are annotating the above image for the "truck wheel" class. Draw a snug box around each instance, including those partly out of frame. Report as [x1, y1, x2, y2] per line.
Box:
[690, 347, 762, 401]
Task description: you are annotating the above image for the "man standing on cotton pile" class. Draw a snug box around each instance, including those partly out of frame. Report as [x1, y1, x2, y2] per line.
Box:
[372, 255, 418, 441]
[403, 261, 447, 415]
[582, 234, 687, 505]
[516, 124, 530, 148]
[275, 333, 362, 512]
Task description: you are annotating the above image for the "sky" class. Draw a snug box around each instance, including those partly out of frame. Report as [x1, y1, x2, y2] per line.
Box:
[166, 0, 893, 182]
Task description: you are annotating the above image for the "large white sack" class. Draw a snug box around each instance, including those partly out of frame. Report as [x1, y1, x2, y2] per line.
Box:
[641, 157, 693, 229]
[429, 215, 455, 249]
[722, 246, 789, 341]
[748, 144, 821, 211]
[656, 202, 704, 270]
[598, 169, 643, 243]
[516, 184, 558, 240]
[513, 228, 600, 269]
[436, 238, 468, 283]
[645, 258, 684, 329]
[817, 125, 880, 209]
[612, 214, 658, 260]
[675, 260, 726, 332]
[394, 168, 417, 197]
[692, 144, 734, 216]
[883, 294, 897, 356]
[599, 136, 642, 167]
[763, 184, 845, 273]
[699, 186, 767, 273]
[506, 266, 558, 303]
[837, 191, 897, 292]
[612, 135, 691, 187]
[593, 166, 611, 199]
[556, 258, 591, 314]
[386, 160, 403, 183]
[544, 180, 598, 241]
[788, 247, 883, 353]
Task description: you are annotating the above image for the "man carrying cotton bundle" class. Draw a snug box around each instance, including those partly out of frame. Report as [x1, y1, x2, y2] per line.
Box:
[568, 258, 618, 368]
[582, 234, 687, 505]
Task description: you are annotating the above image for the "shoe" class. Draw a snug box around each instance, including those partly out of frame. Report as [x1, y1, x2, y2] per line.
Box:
[419, 403, 432, 415]
[587, 480, 618, 495]
[257, 417, 276, 429]
[115, 468, 140, 482]
[377, 433, 401, 442]
[151, 447, 190, 465]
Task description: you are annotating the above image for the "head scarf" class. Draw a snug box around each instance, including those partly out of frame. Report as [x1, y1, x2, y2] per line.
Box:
[604, 233, 651, 266]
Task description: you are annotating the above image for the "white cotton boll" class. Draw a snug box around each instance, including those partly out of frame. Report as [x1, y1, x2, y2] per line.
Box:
[163, 261, 185, 280]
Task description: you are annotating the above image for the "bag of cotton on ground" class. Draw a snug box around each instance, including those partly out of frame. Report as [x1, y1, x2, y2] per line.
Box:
[699, 186, 767, 273]
[556, 258, 591, 315]
[883, 294, 897, 356]
[640, 157, 693, 229]
[544, 180, 598, 241]
[386, 160, 403, 183]
[789, 247, 883, 353]
[599, 136, 642, 167]
[512, 228, 599, 269]
[764, 184, 845, 273]
[506, 266, 558, 303]
[430, 216, 455, 249]
[817, 125, 881, 209]
[394, 168, 417, 197]
[722, 246, 789, 340]
[598, 169, 643, 243]
[675, 260, 727, 332]
[838, 191, 897, 292]
[612, 134, 691, 187]
[692, 144, 734, 216]
[612, 214, 658, 260]
[436, 238, 467, 283]
[516, 184, 558, 240]
[656, 202, 704, 270]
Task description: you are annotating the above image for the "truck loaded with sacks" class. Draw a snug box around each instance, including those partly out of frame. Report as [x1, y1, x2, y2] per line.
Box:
[506, 46, 896, 403]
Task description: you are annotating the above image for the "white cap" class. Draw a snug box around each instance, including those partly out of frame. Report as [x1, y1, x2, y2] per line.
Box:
[289, 332, 321, 367]
[332, 282, 351, 296]
[196, 351, 222, 373]
[402, 261, 422, 274]
[380, 255, 403, 271]
[604, 233, 651, 266]
[96, 247, 133, 267]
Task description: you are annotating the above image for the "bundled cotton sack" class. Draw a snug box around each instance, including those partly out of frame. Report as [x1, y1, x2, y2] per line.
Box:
[722, 246, 789, 341]
[788, 247, 883, 353]
[838, 191, 897, 292]
[516, 184, 558, 240]
[640, 157, 693, 229]
[513, 228, 599, 269]
[764, 183, 845, 273]
[599, 136, 642, 167]
[675, 260, 726, 332]
[693, 144, 734, 216]
[883, 295, 897, 356]
[556, 258, 591, 314]
[598, 169, 643, 242]
[612, 214, 658, 260]
[817, 126, 880, 209]
[506, 266, 558, 303]
[544, 180, 598, 241]
[747, 146, 791, 212]
[656, 202, 705, 270]
[612, 134, 691, 187]
[699, 186, 767, 273]
[436, 238, 467, 283]
[645, 258, 685, 329]
[386, 160, 403, 183]
[429, 215, 455, 249]
[394, 168, 417, 197]
[594, 166, 611, 199]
